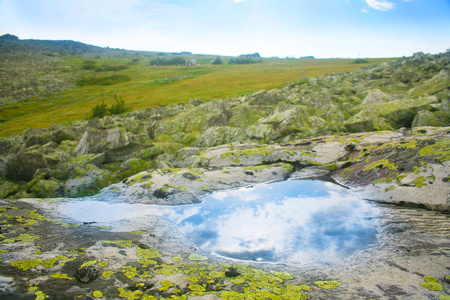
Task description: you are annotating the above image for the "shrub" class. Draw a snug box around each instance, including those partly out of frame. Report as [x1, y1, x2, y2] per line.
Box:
[109, 93, 128, 115]
[77, 74, 131, 86]
[81, 60, 97, 70]
[90, 94, 130, 119]
[211, 56, 223, 65]
[353, 59, 370, 64]
[91, 101, 108, 118]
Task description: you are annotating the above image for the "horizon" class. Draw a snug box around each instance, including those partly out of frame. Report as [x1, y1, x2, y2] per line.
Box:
[0, 0, 449, 59]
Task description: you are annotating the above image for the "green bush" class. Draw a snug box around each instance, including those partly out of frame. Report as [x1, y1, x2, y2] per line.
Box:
[91, 101, 108, 118]
[211, 56, 223, 65]
[353, 59, 370, 64]
[109, 94, 128, 115]
[77, 74, 131, 86]
[90, 94, 130, 119]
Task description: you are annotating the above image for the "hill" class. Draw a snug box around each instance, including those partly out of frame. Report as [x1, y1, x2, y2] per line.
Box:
[0, 49, 449, 200]
[0, 35, 393, 136]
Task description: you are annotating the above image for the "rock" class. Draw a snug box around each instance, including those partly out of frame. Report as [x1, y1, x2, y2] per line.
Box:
[5, 151, 48, 181]
[76, 266, 100, 283]
[407, 69, 450, 98]
[0, 181, 19, 198]
[412, 110, 442, 128]
[196, 127, 245, 148]
[0, 139, 13, 155]
[73, 128, 132, 157]
[248, 90, 285, 105]
[28, 178, 63, 198]
[361, 89, 391, 105]
[189, 99, 204, 106]
[64, 164, 110, 197]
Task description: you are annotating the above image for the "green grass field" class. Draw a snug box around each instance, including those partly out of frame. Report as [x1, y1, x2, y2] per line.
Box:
[0, 54, 395, 137]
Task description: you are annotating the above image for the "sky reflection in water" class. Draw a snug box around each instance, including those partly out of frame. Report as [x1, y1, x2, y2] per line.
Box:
[60, 180, 380, 265]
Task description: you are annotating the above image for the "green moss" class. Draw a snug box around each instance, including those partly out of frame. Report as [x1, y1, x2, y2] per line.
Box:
[315, 280, 342, 289]
[130, 230, 146, 235]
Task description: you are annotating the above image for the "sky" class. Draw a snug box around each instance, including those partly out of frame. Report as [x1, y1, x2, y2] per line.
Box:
[0, 0, 449, 58]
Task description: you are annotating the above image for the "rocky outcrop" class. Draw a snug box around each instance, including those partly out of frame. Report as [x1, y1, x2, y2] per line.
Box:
[0, 52, 449, 200]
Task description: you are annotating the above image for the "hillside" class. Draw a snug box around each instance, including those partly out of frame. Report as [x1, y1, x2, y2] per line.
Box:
[0, 50, 449, 200]
[0, 35, 393, 136]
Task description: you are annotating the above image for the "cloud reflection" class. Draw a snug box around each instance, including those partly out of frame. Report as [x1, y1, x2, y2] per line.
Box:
[59, 180, 380, 265]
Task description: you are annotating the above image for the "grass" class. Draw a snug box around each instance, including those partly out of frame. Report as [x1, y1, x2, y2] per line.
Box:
[0, 54, 395, 137]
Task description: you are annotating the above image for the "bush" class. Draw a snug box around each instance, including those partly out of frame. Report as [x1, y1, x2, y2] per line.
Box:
[353, 59, 370, 64]
[109, 93, 128, 115]
[211, 56, 223, 65]
[149, 57, 186, 66]
[77, 74, 131, 86]
[91, 101, 108, 118]
[90, 94, 130, 119]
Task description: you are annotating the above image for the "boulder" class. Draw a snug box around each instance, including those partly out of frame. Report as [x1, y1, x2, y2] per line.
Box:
[248, 90, 285, 105]
[195, 127, 245, 148]
[412, 110, 442, 128]
[73, 128, 132, 157]
[0, 180, 19, 198]
[361, 89, 391, 105]
[5, 151, 48, 181]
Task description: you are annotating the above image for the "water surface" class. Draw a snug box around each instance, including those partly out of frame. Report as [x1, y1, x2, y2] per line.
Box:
[60, 180, 380, 265]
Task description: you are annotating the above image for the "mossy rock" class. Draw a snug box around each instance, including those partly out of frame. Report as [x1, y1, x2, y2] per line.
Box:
[28, 178, 63, 198]
[0, 180, 20, 198]
[412, 110, 443, 128]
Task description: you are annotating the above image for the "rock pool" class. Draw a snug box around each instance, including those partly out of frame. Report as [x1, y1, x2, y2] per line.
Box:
[59, 179, 381, 266]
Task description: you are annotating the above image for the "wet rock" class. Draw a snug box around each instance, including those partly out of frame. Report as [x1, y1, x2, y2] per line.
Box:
[76, 266, 100, 283]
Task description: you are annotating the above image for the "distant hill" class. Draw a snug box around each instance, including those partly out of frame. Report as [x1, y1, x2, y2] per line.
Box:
[0, 33, 118, 56]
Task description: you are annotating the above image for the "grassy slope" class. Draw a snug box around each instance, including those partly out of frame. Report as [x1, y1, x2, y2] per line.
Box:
[0, 55, 394, 137]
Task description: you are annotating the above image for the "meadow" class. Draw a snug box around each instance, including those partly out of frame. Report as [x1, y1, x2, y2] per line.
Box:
[0, 53, 394, 137]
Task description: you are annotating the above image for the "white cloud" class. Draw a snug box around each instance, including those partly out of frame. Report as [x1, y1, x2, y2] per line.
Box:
[234, 0, 247, 2]
[362, 8, 369, 13]
[366, 0, 395, 11]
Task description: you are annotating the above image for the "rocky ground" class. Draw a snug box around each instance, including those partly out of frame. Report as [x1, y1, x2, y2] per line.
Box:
[0, 51, 449, 299]
[0, 126, 449, 299]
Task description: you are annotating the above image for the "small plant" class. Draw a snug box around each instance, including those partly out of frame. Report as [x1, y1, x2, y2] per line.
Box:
[90, 94, 130, 119]
[109, 93, 128, 115]
[91, 101, 108, 118]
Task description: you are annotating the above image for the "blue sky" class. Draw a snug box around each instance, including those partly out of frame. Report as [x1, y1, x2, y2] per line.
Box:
[0, 0, 449, 58]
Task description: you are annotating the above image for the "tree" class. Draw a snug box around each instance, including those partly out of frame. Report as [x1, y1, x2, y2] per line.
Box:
[211, 56, 223, 65]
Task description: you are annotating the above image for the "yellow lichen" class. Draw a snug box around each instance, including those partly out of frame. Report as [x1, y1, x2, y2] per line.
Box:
[98, 261, 109, 267]
[363, 159, 397, 171]
[130, 230, 147, 235]
[102, 240, 134, 248]
[102, 271, 115, 278]
[41, 256, 67, 268]
[35, 291, 49, 300]
[51, 273, 73, 280]
[10, 259, 43, 271]
[315, 280, 342, 289]
[159, 280, 174, 291]
[136, 247, 160, 267]
[420, 276, 443, 291]
[122, 266, 139, 280]
[172, 255, 183, 262]
[60, 257, 77, 266]
[118, 288, 143, 300]
[154, 264, 181, 276]
[93, 291, 103, 298]
[187, 254, 208, 261]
